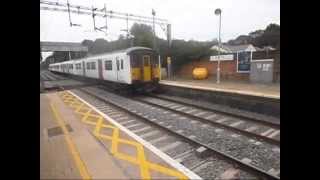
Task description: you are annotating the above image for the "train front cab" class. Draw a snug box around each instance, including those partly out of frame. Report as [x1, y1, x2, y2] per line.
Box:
[130, 49, 160, 85]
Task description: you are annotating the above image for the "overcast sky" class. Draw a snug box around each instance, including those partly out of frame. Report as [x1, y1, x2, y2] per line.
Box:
[40, 0, 279, 59]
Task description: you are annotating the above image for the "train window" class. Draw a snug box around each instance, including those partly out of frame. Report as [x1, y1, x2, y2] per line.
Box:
[143, 56, 150, 66]
[70, 64, 73, 69]
[121, 59, 124, 69]
[131, 54, 139, 67]
[92, 62, 96, 70]
[86, 62, 90, 70]
[105, 60, 112, 70]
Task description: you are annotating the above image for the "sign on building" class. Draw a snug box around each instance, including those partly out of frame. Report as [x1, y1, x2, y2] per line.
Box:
[210, 54, 234, 61]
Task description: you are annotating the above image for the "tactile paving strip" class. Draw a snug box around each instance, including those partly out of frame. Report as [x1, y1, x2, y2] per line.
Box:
[58, 91, 188, 180]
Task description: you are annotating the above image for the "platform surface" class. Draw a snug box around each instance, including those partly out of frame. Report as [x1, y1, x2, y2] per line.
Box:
[160, 79, 280, 99]
[40, 91, 192, 180]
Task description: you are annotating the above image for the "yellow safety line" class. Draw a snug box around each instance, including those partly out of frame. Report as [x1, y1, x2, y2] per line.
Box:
[58, 91, 188, 180]
[49, 102, 91, 180]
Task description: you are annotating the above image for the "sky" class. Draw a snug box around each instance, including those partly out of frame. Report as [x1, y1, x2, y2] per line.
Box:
[40, 0, 280, 59]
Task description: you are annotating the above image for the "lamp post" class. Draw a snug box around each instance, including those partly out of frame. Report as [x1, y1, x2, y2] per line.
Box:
[215, 8, 221, 84]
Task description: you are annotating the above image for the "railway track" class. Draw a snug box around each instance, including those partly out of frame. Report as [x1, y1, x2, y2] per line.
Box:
[150, 93, 280, 128]
[40, 70, 67, 81]
[71, 86, 280, 179]
[132, 95, 280, 146]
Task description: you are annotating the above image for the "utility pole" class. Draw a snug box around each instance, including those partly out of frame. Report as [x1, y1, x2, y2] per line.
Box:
[152, 9, 156, 51]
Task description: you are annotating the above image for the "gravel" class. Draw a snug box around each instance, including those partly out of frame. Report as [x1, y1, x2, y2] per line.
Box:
[71, 87, 278, 179]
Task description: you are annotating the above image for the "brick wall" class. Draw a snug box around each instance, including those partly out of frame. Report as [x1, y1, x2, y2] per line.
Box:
[177, 50, 280, 83]
[177, 60, 249, 81]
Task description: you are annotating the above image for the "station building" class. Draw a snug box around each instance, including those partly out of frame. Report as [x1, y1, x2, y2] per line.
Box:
[177, 44, 280, 83]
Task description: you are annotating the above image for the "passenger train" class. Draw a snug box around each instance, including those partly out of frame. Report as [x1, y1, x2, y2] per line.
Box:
[49, 47, 160, 91]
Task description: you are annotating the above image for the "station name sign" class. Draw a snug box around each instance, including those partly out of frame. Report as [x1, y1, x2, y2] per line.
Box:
[210, 54, 234, 61]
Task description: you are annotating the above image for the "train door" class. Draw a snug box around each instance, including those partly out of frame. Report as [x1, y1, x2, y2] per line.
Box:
[116, 58, 120, 81]
[98, 59, 103, 79]
[142, 55, 151, 81]
[82, 61, 86, 76]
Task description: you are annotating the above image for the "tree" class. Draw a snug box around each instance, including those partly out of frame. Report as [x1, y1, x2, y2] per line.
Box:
[227, 23, 280, 49]
[130, 23, 154, 48]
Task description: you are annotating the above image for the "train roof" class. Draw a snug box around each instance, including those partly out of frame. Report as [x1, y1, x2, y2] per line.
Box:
[49, 46, 154, 65]
[86, 46, 153, 59]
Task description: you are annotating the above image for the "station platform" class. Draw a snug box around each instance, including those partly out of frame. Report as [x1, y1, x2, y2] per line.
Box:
[40, 91, 195, 180]
[160, 79, 280, 99]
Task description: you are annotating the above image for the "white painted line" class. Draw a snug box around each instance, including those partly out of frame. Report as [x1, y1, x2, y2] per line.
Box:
[68, 91, 202, 180]
[159, 141, 183, 152]
[229, 121, 244, 127]
[245, 126, 259, 132]
[267, 130, 280, 138]
[140, 131, 159, 139]
[195, 111, 207, 116]
[150, 118, 157, 121]
[160, 81, 280, 100]
[216, 118, 229, 123]
[205, 114, 217, 119]
[179, 117, 187, 120]
[190, 120, 198, 124]
[260, 128, 275, 136]
[171, 114, 178, 117]
[131, 126, 152, 134]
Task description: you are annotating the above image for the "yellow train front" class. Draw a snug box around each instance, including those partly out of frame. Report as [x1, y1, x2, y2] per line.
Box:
[129, 48, 160, 91]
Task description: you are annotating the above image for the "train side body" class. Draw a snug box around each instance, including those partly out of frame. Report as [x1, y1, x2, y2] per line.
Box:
[48, 46, 160, 88]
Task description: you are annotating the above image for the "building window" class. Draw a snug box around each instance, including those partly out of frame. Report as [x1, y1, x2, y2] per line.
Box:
[105, 60, 112, 70]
